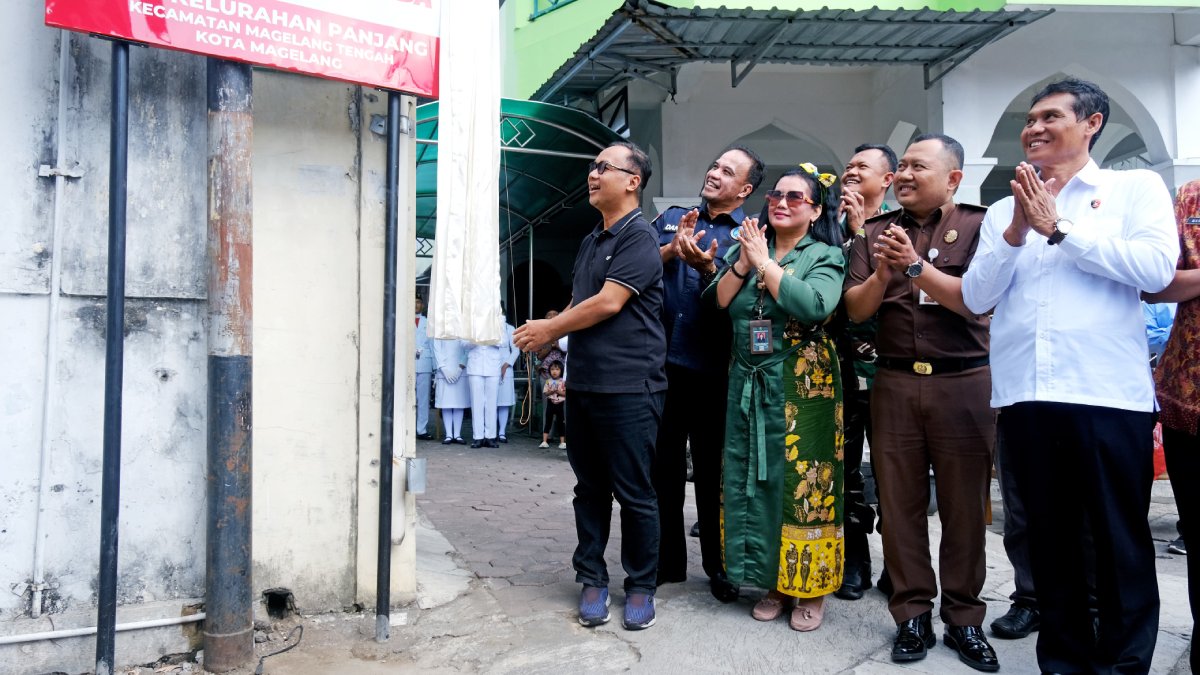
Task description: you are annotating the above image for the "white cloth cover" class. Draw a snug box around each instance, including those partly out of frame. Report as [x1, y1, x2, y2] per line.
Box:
[430, 0, 501, 345]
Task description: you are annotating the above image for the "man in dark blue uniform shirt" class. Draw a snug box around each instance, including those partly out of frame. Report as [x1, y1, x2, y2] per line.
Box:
[514, 141, 667, 631]
[652, 145, 764, 602]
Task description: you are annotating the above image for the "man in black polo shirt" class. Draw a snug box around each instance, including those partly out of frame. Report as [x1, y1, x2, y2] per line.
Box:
[514, 141, 667, 631]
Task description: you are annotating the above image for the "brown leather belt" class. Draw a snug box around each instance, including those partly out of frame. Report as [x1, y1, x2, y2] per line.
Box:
[876, 355, 989, 376]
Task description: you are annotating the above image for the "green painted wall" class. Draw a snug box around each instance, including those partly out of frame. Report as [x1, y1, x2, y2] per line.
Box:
[504, 0, 624, 99]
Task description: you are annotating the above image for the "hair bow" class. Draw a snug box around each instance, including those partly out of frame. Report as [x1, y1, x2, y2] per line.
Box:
[798, 162, 837, 202]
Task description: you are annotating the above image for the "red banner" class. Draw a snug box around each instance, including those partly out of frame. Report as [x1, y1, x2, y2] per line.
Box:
[45, 0, 440, 97]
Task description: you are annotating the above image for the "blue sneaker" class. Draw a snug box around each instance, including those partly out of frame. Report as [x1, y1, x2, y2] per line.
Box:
[578, 586, 610, 627]
[622, 592, 656, 630]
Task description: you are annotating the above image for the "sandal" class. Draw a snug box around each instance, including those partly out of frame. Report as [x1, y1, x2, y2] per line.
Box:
[789, 596, 825, 632]
[752, 590, 795, 622]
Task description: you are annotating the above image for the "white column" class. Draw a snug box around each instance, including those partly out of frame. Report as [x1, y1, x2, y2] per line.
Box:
[958, 159, 998, 206]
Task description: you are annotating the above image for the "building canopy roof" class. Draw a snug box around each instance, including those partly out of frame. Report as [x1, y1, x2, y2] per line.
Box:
[534, 0, 1053, 106]
[415, 98, 623, 243]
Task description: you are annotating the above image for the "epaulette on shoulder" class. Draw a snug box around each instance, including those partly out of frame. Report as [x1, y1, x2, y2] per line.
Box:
[956, 202, 988, 212]
[865, 210, 898, 223]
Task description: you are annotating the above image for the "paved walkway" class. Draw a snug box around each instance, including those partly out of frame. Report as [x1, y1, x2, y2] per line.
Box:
[267, 430, 1194, 674]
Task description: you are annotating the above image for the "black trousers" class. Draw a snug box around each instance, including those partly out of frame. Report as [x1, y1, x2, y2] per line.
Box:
[567, 389, 664, 594]
[543, 400, 565, 437]
[652, 363, 727, 582]
[1164, 425, 1200, 673]
[1000, 402, 1158, 674]
[994, 421, 1037, 607]
[842, 387, 874, 564]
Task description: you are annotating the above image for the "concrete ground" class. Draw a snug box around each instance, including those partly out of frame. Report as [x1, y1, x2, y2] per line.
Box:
[247, 431, 1191, 674]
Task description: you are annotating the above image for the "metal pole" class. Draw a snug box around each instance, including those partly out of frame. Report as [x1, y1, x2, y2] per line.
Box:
[95, 39, 129, 675]
[527, 231, 535, 437]
[376, 90, 401, 643]
[203, 58, 254, 672]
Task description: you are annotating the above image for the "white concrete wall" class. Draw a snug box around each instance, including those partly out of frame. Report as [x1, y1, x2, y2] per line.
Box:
[941, 9, 1200, 190]
[654, 63, 928, 201]
[0, 7, 418, 672]
[646, 9, 1200, 204]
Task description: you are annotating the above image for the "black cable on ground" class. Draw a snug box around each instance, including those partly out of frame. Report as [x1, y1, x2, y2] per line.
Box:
[254, 625, 303, 675]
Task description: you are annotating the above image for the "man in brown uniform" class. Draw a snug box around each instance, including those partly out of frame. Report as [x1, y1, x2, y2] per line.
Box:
[843, 134, 998, 672]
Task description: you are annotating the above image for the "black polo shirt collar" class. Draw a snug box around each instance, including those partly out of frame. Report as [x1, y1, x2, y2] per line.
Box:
[595, 208, 644, 238]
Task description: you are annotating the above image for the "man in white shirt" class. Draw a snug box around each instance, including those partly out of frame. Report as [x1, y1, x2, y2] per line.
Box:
[962, 78, 1178, 673]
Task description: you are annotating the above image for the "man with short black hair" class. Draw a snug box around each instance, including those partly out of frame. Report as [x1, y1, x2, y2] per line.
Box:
[652, 144, 764, 603]
[963, 77, 1178, 673]
[845, 133, 998, 672]
[833, 142, 895, 601]
[514, 140, 667, 631]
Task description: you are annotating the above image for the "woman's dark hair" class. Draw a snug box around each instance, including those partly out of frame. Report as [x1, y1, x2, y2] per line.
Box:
[759, 168, 843, 249]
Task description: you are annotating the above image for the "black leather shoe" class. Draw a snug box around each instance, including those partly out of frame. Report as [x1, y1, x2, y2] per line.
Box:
[416, 432, 433, 441]
[891, 611, 935, 662]
[470, 440, 483, 448]
[876, 566, 893, 599]
[990, 603, 1040, 639]
[835, 559, 872, 600]
[689, 522, 701, 538]
[442, 437, 453, 445]
[485, 438, 499, 448]
[944, 625, 1000, 672]
[709, 572, 739, 603]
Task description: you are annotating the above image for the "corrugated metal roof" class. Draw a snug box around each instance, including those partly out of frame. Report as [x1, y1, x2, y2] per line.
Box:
[534, 0, 1053, 106]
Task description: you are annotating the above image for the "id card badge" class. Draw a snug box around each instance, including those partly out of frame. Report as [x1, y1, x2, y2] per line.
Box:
[918, 289, 939, 306]
[749, 319, 773, 354]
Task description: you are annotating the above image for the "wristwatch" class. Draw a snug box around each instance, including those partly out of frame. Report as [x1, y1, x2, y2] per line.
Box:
[1047, 217, 1073, 245]
[904, 259, 924, 278]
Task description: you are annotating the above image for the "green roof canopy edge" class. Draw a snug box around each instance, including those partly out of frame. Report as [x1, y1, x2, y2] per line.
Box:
[415, 98, 624, 243]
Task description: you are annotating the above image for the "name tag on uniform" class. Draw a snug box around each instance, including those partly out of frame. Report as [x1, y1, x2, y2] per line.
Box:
[919, 289, 939, 306]
[663, 224, 678, 232]
[1188, 217, 1200, 225]
[749, 319, 773, 354]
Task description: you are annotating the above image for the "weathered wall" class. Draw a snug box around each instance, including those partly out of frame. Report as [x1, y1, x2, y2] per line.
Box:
[1, 5, 418, 671]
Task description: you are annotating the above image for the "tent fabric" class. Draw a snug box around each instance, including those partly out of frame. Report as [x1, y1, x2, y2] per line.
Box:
[415, 99, 624, 243]
[430, 1, 502, 344]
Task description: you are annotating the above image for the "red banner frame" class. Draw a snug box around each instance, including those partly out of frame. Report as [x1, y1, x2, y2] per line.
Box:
[45, 0, 439, 96]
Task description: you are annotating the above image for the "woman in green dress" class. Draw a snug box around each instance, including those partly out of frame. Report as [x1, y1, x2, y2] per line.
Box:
[706, 164, 847, 631]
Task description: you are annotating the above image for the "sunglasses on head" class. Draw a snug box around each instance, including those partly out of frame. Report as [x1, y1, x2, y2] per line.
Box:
[588, 160, 637, 177]
[764, 190, 814, 207]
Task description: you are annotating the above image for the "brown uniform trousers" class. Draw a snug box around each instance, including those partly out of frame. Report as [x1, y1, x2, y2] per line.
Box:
[871, 365, 994, 626]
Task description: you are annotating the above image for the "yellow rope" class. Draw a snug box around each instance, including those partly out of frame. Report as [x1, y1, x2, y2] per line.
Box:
[518, 351, 535, 427]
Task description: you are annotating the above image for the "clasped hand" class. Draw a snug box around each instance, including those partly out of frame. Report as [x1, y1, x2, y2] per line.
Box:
[736, 216, 769, 271]
[873, 225, 918, 272]
[673, 208, 719, 271]
[1007, 162, 1060, 243]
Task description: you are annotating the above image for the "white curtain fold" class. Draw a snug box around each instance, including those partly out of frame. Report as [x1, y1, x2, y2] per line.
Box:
[430, 0, 501, 344]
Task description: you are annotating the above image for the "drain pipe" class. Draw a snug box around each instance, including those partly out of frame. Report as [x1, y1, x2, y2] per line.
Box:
[29, 29, 74, 621]
[202, 58, 254, 673]
[0, 613, 205, 646]
[375, 90, 402, 644]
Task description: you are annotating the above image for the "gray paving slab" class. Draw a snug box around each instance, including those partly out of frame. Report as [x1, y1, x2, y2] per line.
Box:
[255, 432, 1192, 674]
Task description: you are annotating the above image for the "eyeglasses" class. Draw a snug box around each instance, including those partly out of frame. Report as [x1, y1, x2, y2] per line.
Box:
[588, 160, 638, 177]
[764, 190, 814, 207]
